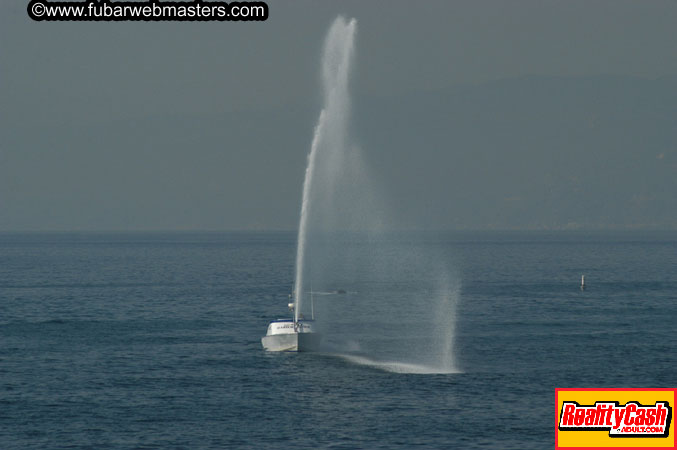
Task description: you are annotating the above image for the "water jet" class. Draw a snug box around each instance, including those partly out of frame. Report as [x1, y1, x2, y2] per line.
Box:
[262, 16, 357, 352]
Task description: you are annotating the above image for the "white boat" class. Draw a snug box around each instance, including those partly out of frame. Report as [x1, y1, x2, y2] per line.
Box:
[262, 296, 322, 352]
[261, 318, 322, 352]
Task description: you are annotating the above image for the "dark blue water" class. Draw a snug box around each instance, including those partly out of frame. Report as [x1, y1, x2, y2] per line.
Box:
[1, 231, 676, 449]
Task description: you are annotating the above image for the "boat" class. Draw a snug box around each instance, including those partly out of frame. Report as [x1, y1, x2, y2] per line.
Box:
[261, 296, 322, 352]
[261, 317, 322, 352]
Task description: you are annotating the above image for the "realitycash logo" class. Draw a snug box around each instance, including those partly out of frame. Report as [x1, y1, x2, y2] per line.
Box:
[556, 388, 677, 449]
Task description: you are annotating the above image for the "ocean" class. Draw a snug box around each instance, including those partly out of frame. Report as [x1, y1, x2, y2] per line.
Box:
[1, 231, 676, 449]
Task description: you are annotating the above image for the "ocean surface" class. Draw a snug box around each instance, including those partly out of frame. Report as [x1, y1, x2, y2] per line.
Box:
[1, 231, 676, 449]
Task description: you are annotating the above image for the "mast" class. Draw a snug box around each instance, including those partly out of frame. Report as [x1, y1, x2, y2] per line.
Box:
[311, 280, 315, 320]
[289, 285, 296, 324]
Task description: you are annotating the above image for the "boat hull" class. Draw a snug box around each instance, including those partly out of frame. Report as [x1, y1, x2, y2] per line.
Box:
[261, 331, 322, 352]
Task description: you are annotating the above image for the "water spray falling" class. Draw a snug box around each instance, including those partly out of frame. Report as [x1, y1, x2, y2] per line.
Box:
[294, 17, 357, 322]
[284, 16, 459, 373]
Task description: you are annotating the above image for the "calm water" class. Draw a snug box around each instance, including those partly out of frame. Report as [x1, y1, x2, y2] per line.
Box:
[1, 231, 676, 449]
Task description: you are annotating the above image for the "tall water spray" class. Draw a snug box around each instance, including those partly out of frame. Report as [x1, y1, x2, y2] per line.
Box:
[294, 17, 357, 321]
[291, 17, 458, 373]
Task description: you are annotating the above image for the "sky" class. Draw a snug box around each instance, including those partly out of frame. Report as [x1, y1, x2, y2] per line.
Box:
[2, 0, 677, 231]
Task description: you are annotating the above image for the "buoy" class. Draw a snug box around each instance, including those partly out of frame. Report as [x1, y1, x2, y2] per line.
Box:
[581, 275, 585, 290]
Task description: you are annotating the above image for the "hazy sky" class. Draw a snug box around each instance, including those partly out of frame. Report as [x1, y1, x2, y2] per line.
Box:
[2, 0, 677, 230]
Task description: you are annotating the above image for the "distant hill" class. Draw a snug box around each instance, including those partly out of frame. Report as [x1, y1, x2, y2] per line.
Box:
[2, 75, 676, 230]
[353, 75, 677, 230]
